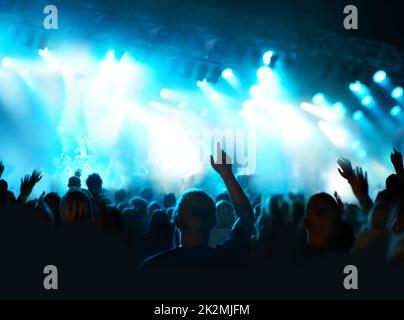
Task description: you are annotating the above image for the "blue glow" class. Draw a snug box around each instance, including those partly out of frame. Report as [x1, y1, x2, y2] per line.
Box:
[361, 96, 373, 107]
[160, 88, 170, 99]
[1, 57, 12, 67]
[221, 68, 233, 79]
[38, 47, 49, 57]
[249, 84, 263, 98]
[359, 150, 367, 158]
[263, 51, 274, 65]
[256, 66, 272, 81]
[312, 93, 325, 104]
[391, 86, 403, 99]
[390, 105, 402, 117]
[196, 79, 207, 88]
[349, 81, 363, 93]
[353, 110, 364, 121]
[373, 70, 387, 83]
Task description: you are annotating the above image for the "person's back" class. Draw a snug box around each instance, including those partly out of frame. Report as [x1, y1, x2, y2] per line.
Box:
[142, 144, 254, 273]
[209, 200, 235, 246]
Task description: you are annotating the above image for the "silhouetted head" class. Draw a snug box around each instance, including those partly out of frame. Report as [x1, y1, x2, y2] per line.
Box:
[175, 189, 216, 246]
[147, 209, 172, 234]
[60, 190, 93, 223]
[140, 187, 153, 203]
[147, 201, 162, 221]
[114, 188, 127, 204]
[163, 192, 176, 209]
[304, 192, 341, 249]
[86, 173, 103, 195]
[215, 200, 235, 229]
[386, 174, 400, 196]
[68, 176, 81, 188]
[215, 192, 231, 203]
[145, 209, 174, 255]
[0, 179, 8, 192]
[130, 196, 148, 221]
[44, 192, 61, 225]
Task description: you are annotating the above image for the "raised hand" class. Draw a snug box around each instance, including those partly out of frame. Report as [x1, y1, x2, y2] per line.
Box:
[351, 167, 368, 198]
[333, 191, 344, 215]
[18, 170, 43, 203]
[211, 142, 254, 235]
[30, 169, 42, 185]
[0, 161, 4, 178]
[390, 147, 404, 174]
[337, 157, 354, 181]
[210, 142, 233, 176]
[19, 174, 31, 198]
[74, 168, 82, 178]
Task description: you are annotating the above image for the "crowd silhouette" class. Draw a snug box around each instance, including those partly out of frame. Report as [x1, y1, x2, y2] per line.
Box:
[0, 143, 403, 298]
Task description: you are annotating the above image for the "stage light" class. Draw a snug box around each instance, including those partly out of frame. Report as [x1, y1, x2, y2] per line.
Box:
[160, 88, 170, 99]
[332, 102, 346, 118]
[300, 102, 337, 122]
[318, 121, 347, 147]
[312, 93, 325, 104]
[391, 86, 403, 99]
[262, 51, 274, 65]
[1, 57, 12, 68]
[373, 70, 387, 83]
[353, 110, 364, 121]
[349, 81, 363, 93]
[196, 79, 207, 88]
[361, 96, 373, 107]
[221, 68, 233, 79]
[256, 66, 272, 81]
[249, 84, 263, 98]
[242, 100, 254, 110]
[210, 91, 220, 101]
[38, 47, 49, 57]
[390, 105, 402, 117]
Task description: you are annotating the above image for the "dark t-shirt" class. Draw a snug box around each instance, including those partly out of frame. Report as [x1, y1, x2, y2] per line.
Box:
[141, 227, 251, 271]
[138, 227, 251, 298]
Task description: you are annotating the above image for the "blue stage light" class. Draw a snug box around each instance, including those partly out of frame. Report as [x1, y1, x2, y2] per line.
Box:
[391, 86, 403, 99]
[373, 70, 387, 83]
[1, 57, 12, 67]
[361, 96, 373, 107]
[256, 66, 272, 81]
[262, 51, 274, 65]
[221, 68, 233, 79]
[349, 81, 363, 93]
[312, 93, 325, 104]
[390, 105, 402, 117]
[196, 79, 207, 88]
[353, 110, 364, 121]
[160, 88, 170, 99]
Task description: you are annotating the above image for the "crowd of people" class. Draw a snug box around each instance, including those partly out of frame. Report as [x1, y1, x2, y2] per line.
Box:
[0, 143, 403, 298]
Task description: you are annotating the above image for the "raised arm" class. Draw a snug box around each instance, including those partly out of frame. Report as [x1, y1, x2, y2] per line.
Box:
[390, 148, 404, 176]
[0, 161, 4, 179]
[337, 158, 373, 214]
[210, 143, 254, 235]
[17, 169, 42, 204]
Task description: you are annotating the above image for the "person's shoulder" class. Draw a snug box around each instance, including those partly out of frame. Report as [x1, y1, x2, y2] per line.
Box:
[141, 248, 180, 270]
[217, 226, 251, 250]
